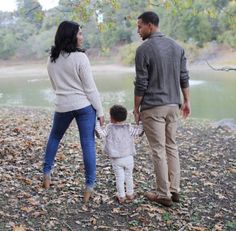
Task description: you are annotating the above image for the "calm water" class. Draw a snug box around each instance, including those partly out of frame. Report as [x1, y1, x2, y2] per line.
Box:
[0, 69, 236, 121]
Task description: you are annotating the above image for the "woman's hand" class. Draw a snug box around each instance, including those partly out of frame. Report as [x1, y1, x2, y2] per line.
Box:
[98, 116, 104, 126]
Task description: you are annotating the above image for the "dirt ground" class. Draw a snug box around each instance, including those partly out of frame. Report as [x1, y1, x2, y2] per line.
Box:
[0, 107, 235, 231]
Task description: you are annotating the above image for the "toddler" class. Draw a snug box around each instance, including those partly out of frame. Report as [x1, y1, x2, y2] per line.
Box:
[96, 105, 143, 203]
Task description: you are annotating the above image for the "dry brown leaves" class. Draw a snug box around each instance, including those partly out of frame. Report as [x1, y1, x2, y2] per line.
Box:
[0, 107, 235, 231]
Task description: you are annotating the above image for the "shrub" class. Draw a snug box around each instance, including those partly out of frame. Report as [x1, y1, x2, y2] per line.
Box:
[218, 30, 236, 48]
[119, 42, 140, 66]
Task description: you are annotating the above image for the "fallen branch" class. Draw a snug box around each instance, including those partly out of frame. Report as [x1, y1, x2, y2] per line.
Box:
[205, 60, 236, 71]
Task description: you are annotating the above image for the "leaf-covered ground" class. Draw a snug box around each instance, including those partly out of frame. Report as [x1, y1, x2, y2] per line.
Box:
[0, 107, 235, 231]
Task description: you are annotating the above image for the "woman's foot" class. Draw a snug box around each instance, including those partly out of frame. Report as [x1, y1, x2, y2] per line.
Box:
[83, 187, 94, 203]
[42, 174, 51, 189]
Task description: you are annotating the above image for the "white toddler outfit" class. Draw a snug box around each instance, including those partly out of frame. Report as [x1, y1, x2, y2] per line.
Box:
[96, 121, 143, 198]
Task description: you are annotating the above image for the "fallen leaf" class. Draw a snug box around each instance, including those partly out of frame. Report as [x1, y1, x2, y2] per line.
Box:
[12, 225, 26, 231]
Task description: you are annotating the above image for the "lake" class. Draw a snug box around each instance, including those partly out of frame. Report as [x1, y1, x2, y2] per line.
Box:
[0, 68, 235, 122]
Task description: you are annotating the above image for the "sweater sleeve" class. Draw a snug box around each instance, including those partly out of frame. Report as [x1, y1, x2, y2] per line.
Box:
[95, 120, 108, 138]
[129, 123, 144, 137]
[77, 54, 104, 117]
[47, 57, 57, 91]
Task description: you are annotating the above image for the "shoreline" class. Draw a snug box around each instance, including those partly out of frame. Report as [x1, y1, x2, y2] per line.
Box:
[0, 62, 135, 78]
[0, 61, 235, 79]
[1, 105, 236, 128]
[1, 46, 236, 78]
[0, 45, 235, 78]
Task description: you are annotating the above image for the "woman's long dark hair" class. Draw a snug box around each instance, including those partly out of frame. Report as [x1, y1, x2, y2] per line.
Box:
[50, 21, 84, 63]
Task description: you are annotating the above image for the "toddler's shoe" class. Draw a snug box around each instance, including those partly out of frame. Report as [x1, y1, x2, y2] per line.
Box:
[42, 173, 51, 189]
[116, 195, 126, 204]
[126, 194, 135, 202]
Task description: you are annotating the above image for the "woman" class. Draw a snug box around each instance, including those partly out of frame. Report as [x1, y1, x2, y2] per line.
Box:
[43, 21, 104, 203]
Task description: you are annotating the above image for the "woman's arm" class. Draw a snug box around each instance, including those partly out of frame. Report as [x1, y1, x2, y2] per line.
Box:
[77, 53, 104, 118]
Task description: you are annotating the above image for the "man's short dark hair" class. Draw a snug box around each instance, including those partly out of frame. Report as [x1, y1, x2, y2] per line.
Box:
[138, 11, 159, 26]
[110, 105, 127, 122]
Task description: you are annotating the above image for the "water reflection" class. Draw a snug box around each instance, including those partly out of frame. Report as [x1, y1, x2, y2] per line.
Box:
[190, 80, 205, 86]
[0, 70, 235, 121]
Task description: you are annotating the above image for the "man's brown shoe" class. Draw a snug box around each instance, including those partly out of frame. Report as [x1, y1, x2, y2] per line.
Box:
[144, 192, 172, 207]
[42, 174, 51, 189]
[171, 192, 180, 202]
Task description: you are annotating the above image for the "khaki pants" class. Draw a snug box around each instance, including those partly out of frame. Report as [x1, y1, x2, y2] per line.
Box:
[141, 105, 180, 199]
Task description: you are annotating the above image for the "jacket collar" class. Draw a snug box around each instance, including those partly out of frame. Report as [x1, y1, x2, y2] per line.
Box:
[149, 32, 165, 38]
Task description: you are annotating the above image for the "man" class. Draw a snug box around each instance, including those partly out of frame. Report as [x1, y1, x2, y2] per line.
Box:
[133, 11, 190, 207]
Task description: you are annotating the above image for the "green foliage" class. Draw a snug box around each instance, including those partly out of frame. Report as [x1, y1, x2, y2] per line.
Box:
[184, 15, 212, 47]
[0, 0, 235, 60]
[0, 31, 18, 59]
[162, 211, 172, 221]
[217, 0, 236, 47]
[218, 30, 236, 48]
[128, 219, 139, 226]
[177, 41, 201, 63]
[14, 19, 37, 41]
[155, 0, 225, 47]
[119, 42, 140, 66]
[16, 0, 44, 29]
[23, 28, 56, 58]
[225, 220, 236, 230]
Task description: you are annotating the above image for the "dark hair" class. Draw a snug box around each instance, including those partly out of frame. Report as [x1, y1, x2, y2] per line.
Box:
[138, 11, 159, 26]
[110, 105, 127, 122]
[50, 21, 84, 62]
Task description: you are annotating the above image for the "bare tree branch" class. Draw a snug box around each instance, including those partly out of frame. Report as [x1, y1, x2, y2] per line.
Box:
[25, 6, 41, 16]
[205, 60, 236, 71]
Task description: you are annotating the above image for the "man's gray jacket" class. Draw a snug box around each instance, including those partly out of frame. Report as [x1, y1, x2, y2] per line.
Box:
[134, 32, 190, 111]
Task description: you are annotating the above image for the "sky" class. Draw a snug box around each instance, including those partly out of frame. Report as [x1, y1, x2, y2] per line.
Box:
[0, 0, 59, 12]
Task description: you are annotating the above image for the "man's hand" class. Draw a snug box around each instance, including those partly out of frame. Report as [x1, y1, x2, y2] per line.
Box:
[134, 95, 143, 124]
[133, 109, 141, 124]
[181, 87, 190, 119]
[181, 101, 191, 119]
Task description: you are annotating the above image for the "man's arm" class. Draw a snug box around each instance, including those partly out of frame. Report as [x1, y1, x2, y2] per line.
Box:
[179, 49, 190, 119]
[181, 87, 191, 119]
[134, 47, 148, 124]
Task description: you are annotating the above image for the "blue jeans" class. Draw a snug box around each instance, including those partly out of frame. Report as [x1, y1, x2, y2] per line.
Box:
[43, 105, 96, 188]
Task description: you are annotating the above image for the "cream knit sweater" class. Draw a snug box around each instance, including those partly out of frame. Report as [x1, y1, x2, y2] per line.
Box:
[47, 52, 103, 117]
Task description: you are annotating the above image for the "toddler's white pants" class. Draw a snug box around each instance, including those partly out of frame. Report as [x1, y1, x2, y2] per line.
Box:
[111, 155, 134, 198]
